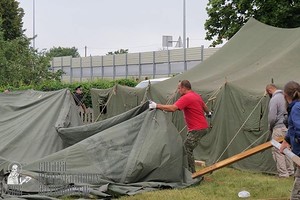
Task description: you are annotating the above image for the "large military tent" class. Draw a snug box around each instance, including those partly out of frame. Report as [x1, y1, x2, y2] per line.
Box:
[0, 90, 198, 199]
[91, 17, 300, 174]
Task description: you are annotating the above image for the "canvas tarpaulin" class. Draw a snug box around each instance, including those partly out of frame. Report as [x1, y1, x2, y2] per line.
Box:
[0, 106, 199, 199]
[91, 18, 300, 174]
[58, 102, 149, 147]
[0, 89, 82, 163]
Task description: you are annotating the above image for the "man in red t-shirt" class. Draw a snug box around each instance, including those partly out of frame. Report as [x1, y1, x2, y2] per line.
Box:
[149, 80, 211, 173]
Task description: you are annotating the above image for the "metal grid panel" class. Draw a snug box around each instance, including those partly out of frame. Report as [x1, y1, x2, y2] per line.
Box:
[72, 58, 81, 68]
[82, 57, 91, 68]
[127, 53, 139, 65]
[186, 47, 202, 61]
[52, 57, 62, 67]
[169, 49, 184, 62]
[155, 51, 168, 63]
[62, 56, 72, 66]
[140, 52, 154, 64]
[103, 55, 114, 66]
[92, 56, 102, 67]
[115, 54, 126, 66]
[203, 48, 221, 60]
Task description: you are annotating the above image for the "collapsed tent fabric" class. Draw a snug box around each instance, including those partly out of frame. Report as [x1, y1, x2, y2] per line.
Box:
[0, 108, 199, 199]
[0, 89, 82, 163]
[91, 18, 300, 174]
[58, 102, 149, 147]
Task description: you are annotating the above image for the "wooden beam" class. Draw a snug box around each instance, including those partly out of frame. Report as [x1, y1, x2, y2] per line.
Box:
[192, 138, 283, 179]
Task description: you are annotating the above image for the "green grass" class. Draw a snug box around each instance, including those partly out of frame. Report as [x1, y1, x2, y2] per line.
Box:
[119, 167, 293, 200]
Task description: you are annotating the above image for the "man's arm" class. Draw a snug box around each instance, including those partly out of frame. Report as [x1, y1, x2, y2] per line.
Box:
[156, 104, 178, 112]
[268, 99, 277, 130]
[203, 104, 210, 114]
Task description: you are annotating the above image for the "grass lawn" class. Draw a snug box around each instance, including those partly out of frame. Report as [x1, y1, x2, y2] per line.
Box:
[119, 167, 294, 200]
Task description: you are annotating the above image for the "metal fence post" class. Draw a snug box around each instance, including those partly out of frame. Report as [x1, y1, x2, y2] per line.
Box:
[90, 55, 93, 81]
[70, 57, 73, 83]
[80, 57, 82, 82]
[139, 52, 142, 80]
[101, 56, 104, 79]
[153, 51, 156, 78]
[125, 53, 128, 79]
[168, 49, 171, 76]
[201, 45, 204, 62]
[61, 57, 63, 80]
[113, 55, 116, 80]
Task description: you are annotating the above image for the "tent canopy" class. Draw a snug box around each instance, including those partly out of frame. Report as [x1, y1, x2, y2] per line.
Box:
[91, 18, 300, 174]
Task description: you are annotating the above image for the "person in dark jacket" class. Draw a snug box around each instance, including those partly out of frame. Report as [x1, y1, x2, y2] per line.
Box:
[73, 85, 87, 113]
[280, 81, 300, 199]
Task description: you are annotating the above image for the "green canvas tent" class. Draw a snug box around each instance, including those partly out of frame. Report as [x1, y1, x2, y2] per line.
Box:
[0, 89, 82, 163]
[91, 18, 300, 174]
[0, 91, 199, 199]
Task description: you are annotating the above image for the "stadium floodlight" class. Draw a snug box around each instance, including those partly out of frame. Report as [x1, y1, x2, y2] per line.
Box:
[162, 36, 173, 48]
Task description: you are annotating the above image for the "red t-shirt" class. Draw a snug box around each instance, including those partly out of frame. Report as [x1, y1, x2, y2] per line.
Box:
[174, 91, 208, 131]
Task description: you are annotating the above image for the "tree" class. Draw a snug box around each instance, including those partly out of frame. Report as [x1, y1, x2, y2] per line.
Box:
[0, 31, 63, 87]
[205, 0, 300, 46]
[106, 49, 128, 55]
[45, 46, 80, 58]
[0, 0, 62, 87]
[0, 0, 24, 40]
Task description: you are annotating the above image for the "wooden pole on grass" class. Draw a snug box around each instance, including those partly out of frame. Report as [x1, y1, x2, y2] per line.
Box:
[192, 137, 284, 179]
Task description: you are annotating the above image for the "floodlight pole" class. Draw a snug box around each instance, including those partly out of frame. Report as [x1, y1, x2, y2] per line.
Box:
[33, 0, 36, 49]
[183, 0, 187, 71]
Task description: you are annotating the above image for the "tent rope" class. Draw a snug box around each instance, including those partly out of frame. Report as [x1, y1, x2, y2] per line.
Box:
[214, 94, 266, 163]
[242, 130, 270, 152]
[207, 85, 223, 104]
[71, 92, 86, 107]
[178, 125, 187, 135]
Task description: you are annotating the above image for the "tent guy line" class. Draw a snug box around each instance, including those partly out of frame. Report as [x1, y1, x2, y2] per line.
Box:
[213, 93, 266, 164]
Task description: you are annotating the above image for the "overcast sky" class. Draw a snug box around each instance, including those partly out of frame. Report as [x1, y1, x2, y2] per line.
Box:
[17, 0, 211, 56]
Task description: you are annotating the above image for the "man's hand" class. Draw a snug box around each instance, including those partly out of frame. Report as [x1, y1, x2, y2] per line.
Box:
[149, 101, 157, 110]
[280, 140, 290, 153]
[206, 111, 213, 118]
